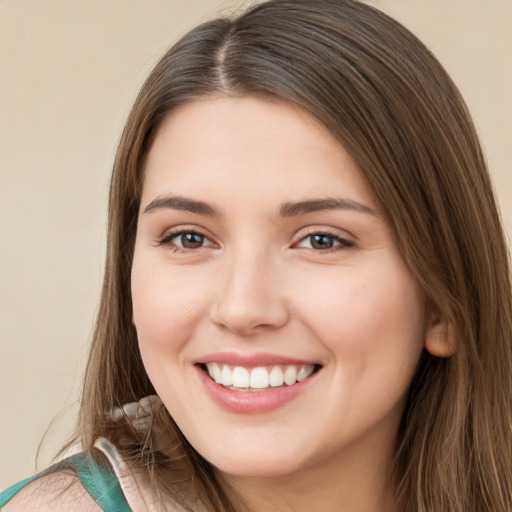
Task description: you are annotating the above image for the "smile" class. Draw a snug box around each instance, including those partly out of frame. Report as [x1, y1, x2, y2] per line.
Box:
[204, 363, 316, 391]
[196, 354, 322, 413]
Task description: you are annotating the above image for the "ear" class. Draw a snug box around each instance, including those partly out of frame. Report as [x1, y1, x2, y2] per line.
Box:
[424, 318, 457, 358]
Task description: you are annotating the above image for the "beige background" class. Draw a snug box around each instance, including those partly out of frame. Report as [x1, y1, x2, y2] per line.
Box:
[1, 0, 511, 490]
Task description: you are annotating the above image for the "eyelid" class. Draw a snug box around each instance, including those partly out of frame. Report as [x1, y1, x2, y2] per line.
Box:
[155, 225, 218, 251]
[292, 227, 355, 252]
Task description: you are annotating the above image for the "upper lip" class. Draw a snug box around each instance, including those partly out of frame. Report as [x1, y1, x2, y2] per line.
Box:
[197, 352, 321, 368]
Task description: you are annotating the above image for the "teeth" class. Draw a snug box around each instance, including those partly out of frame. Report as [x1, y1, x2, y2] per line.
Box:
[208, 363, 222, 384]
[250, 367, 269, 389]
[205, 363, 315, 390]
[232, 366, 250, 388]
[269, 366, 284, 387]
[221, 365, 233, 386]
[297, 366, 313, 382]
[284, 365, 297, 385]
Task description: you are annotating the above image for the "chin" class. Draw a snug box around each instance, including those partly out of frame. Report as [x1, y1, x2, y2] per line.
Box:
[193, 435, 315, 478]
[211, 455, 307, 479]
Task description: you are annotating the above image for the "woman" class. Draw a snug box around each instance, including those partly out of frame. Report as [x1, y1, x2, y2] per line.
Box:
[2, 0, 511, 510]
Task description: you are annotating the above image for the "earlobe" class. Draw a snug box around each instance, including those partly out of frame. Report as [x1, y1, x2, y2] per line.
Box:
[424, 320, 457, 358]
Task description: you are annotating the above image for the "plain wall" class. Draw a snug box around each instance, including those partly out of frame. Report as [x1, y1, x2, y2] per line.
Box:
[1, 0, 511, 489]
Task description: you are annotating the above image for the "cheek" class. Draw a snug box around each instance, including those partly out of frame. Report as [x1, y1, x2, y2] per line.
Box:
[293, 260, 426, 366]
[292, 262, 426, 441]
[131, 259, 214, 408]
[131, 259, 211, 355]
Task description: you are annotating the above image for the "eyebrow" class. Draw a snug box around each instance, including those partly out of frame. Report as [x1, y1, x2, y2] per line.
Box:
[143, 195, 376, 217]
[143, 195, 218, 216]
[279, 198, 377, 217]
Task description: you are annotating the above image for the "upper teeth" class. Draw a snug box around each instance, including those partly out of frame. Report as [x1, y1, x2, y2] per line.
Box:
[205, 363, 315, 390]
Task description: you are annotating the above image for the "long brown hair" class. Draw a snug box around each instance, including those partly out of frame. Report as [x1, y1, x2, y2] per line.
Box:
[73, 1, 512, 510]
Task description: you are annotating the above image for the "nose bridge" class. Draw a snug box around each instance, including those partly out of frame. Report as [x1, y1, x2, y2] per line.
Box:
[210, 243, 289, 335]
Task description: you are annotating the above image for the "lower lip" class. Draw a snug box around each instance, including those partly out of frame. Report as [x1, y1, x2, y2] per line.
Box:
[195, 365, 318, 414]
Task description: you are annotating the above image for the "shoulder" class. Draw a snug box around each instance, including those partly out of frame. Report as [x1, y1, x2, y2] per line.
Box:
[2, 469, 101, 511]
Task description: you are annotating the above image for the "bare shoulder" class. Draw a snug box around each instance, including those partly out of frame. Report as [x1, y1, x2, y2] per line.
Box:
[3, 469, 101, 512]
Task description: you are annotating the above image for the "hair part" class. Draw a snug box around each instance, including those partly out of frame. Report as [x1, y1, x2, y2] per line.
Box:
[70, 1, 512, 510]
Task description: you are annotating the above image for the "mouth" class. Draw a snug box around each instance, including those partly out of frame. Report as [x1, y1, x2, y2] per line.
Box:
[199, 362, 322, 392]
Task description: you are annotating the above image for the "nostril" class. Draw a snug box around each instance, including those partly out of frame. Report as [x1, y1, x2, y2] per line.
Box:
[209, 273, 290, 335]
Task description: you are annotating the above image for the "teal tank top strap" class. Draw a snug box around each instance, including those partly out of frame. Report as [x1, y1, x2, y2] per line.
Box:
[0, 473, 42, 508]
[66, 452, 132, 511]
[0, 452, 132, 511]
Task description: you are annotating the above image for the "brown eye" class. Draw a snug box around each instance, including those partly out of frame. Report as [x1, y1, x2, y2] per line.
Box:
[310, 234, 336, 249]
[296, 233, 353, 251]
[158, 230, 214, 250]
[179, 232, 206, 248]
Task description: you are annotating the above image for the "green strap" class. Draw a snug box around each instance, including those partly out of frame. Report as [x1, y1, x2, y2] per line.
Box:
[0, 474, 41, 508]
[0, 452, 132, 511]
[69, 453, 132, 511]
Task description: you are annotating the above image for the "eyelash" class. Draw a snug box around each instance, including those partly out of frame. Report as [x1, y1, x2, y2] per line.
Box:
[156, 229, 213, 252]
[155, 229, 355, 253]
[294, 230, 355, 253]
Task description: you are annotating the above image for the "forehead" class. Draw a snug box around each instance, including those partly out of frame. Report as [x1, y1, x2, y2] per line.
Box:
[141, 96, 380, 214]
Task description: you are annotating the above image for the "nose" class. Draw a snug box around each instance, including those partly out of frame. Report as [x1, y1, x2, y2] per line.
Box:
[209, 249, 290, 337]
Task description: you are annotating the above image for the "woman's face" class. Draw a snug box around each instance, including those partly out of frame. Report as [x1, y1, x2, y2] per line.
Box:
[131, 96, 429, 479]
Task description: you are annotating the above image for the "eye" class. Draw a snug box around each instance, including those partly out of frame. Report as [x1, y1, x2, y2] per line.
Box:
[296, 232, 353, 251]
[157, 230, 214, 250]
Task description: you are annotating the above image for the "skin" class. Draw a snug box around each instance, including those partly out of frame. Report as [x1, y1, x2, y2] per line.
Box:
[131, 96, 439, 511]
